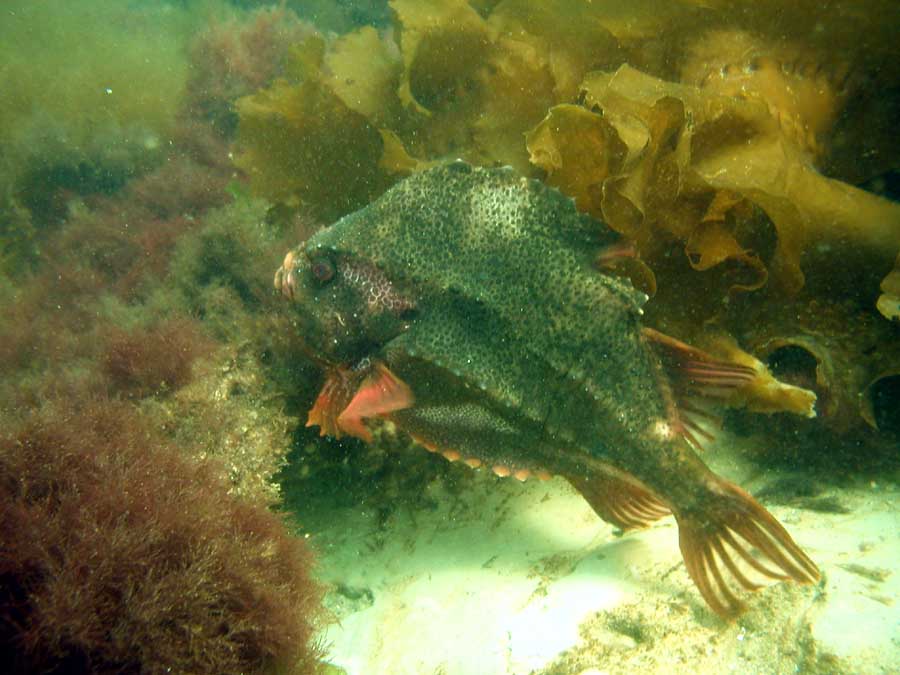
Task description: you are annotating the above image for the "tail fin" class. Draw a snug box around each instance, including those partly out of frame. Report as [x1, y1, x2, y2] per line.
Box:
[675, 479, 820, 618]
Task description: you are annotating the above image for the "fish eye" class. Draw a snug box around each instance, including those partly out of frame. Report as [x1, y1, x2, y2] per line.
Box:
[310, 257, 335, 284]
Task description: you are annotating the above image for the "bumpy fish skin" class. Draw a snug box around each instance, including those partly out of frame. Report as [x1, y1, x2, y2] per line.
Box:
[277, 161, 819, 617]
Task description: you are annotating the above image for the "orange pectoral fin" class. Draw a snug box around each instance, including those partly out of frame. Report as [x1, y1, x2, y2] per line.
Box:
[336, 362, 414, 442]
[307, 367, 359, 439]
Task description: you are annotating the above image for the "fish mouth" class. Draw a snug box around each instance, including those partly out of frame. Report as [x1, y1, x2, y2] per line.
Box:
[273, 250, 299, 299]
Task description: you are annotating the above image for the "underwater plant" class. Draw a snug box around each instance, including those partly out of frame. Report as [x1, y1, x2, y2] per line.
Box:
[101, 318, 212, 399]
[0, 399, 324, 675]
[233, 35, 398, 223]
[0, 6, 346, 668]
[164, 197, 309, 328]
[186, 5, 315, 136]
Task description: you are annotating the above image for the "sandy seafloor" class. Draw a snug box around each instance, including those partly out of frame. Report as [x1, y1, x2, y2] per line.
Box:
[307, 436, 899, 675]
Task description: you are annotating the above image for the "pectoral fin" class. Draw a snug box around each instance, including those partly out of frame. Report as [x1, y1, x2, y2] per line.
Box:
[336, 362, 414, 441]
[306, 366, 359, 439]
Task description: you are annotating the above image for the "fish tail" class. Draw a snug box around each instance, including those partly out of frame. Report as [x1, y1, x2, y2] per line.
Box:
[674, 478, 820, 618]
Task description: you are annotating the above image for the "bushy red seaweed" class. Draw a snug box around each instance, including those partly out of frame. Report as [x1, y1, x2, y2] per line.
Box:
[0, 9, 335, 669]
[127, 156, 232, 221]
[101, 319, 212, 398]
[0, 399, 324, 675]
[0, 264, 104, 383]
[47, 155, 233, 301]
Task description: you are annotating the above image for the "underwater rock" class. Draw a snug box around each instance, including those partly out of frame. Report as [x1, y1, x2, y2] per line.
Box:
[160, 341, 299, 505]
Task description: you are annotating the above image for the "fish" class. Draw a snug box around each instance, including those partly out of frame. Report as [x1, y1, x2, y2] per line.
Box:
[274, 161, 820, 617]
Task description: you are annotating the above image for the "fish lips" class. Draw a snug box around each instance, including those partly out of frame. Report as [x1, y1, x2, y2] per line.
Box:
[274, 249, 301, 300]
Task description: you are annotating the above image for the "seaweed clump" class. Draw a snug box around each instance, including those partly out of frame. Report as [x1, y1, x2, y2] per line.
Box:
[234, 34, 399, 222]
[0, 400, 324, 675]
[186, 6, 316, 136]
[0, 6, 342, 671]
[101, 319, 212, 399]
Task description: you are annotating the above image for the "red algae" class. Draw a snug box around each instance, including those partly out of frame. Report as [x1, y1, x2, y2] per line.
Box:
[0, 399, 324, 675]
[101, 319, 213, 398]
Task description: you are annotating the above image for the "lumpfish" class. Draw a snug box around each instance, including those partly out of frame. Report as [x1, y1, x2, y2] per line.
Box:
[274, 162, 819, 617]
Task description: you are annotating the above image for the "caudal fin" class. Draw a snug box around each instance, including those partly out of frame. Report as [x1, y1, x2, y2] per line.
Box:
[675, 479, 820, 618]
